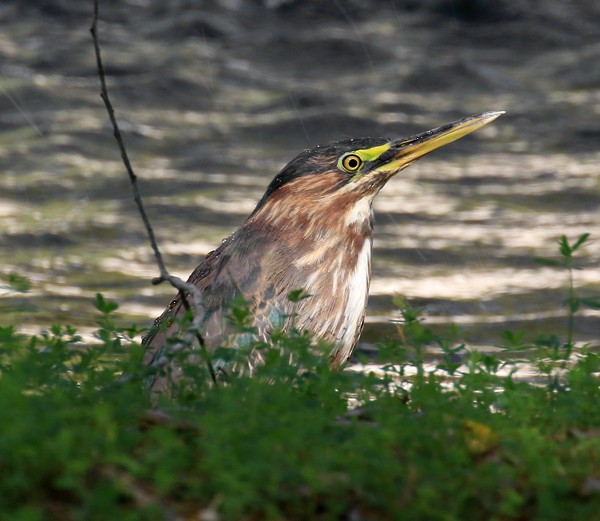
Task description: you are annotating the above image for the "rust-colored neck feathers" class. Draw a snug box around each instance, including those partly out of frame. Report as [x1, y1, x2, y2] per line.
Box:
[248, 172, 373, 260]
[243, 172, 375, 364]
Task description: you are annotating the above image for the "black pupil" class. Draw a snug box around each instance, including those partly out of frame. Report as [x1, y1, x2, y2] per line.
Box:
[347, 157, 358, 169]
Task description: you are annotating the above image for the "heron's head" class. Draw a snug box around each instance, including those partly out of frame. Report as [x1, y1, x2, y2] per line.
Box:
[250, 111, 503, 231]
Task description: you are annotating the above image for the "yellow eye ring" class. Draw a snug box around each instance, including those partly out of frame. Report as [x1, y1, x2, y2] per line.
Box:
[340, 154, 363, 173]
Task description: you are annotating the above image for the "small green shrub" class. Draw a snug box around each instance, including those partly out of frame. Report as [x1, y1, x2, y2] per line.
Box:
[0, 236, 599, 520]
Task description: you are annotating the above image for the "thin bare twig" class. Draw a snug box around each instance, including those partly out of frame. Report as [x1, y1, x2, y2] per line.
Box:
[179, 290, 217, 384]
[90, 1, 168, 285]
[90, 0, 213, 378]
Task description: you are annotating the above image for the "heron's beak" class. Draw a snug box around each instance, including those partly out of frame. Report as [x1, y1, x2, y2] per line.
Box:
[375, 111, 504, 174]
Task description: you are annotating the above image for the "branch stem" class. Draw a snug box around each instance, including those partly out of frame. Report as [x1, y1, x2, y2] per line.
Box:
[90, 0, 209, 362]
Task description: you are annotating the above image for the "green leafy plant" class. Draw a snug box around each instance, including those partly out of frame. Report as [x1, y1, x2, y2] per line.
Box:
[2, 228, 600, 520]
[535, 233, 600, 346]
[0, 272, 31, 293]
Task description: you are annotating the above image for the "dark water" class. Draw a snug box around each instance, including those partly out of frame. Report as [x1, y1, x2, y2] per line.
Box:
[1, 1, 599, 365]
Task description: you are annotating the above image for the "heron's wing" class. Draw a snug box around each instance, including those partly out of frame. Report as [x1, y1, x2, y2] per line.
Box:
[142, 227, 284, 389]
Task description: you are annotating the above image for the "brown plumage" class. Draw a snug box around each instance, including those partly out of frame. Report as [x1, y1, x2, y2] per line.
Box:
[143, 112, 503, 389]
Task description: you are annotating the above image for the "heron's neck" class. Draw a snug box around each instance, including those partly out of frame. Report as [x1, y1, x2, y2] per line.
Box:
[244, 194, 374, 355]
[286, 197, 374, 360]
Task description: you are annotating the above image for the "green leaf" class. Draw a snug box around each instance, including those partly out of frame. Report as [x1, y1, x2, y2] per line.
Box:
[94, 293, 119, 314]
[580, 296, 600, 310]
[534, 333, 561, 349]
[287, 289, 311, 303]
[1, 272, 31, 292]
[534, 257, 565, 268]
[558, 235, 572, 258]
[501, 329, 527, 349]
[437, 361, 461, 375]
[571, 233, 591, 252]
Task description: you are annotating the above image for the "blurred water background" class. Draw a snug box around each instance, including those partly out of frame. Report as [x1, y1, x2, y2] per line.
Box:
[1, 0, 599, 362]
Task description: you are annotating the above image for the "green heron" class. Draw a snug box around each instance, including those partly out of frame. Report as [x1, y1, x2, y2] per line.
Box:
[144, 111, 503, 386]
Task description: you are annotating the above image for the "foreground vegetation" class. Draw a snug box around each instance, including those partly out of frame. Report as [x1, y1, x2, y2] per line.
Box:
[1, 235, 599, 521]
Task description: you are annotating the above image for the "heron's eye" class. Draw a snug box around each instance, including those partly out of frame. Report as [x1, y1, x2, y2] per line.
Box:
[340, 154, 363, 173]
